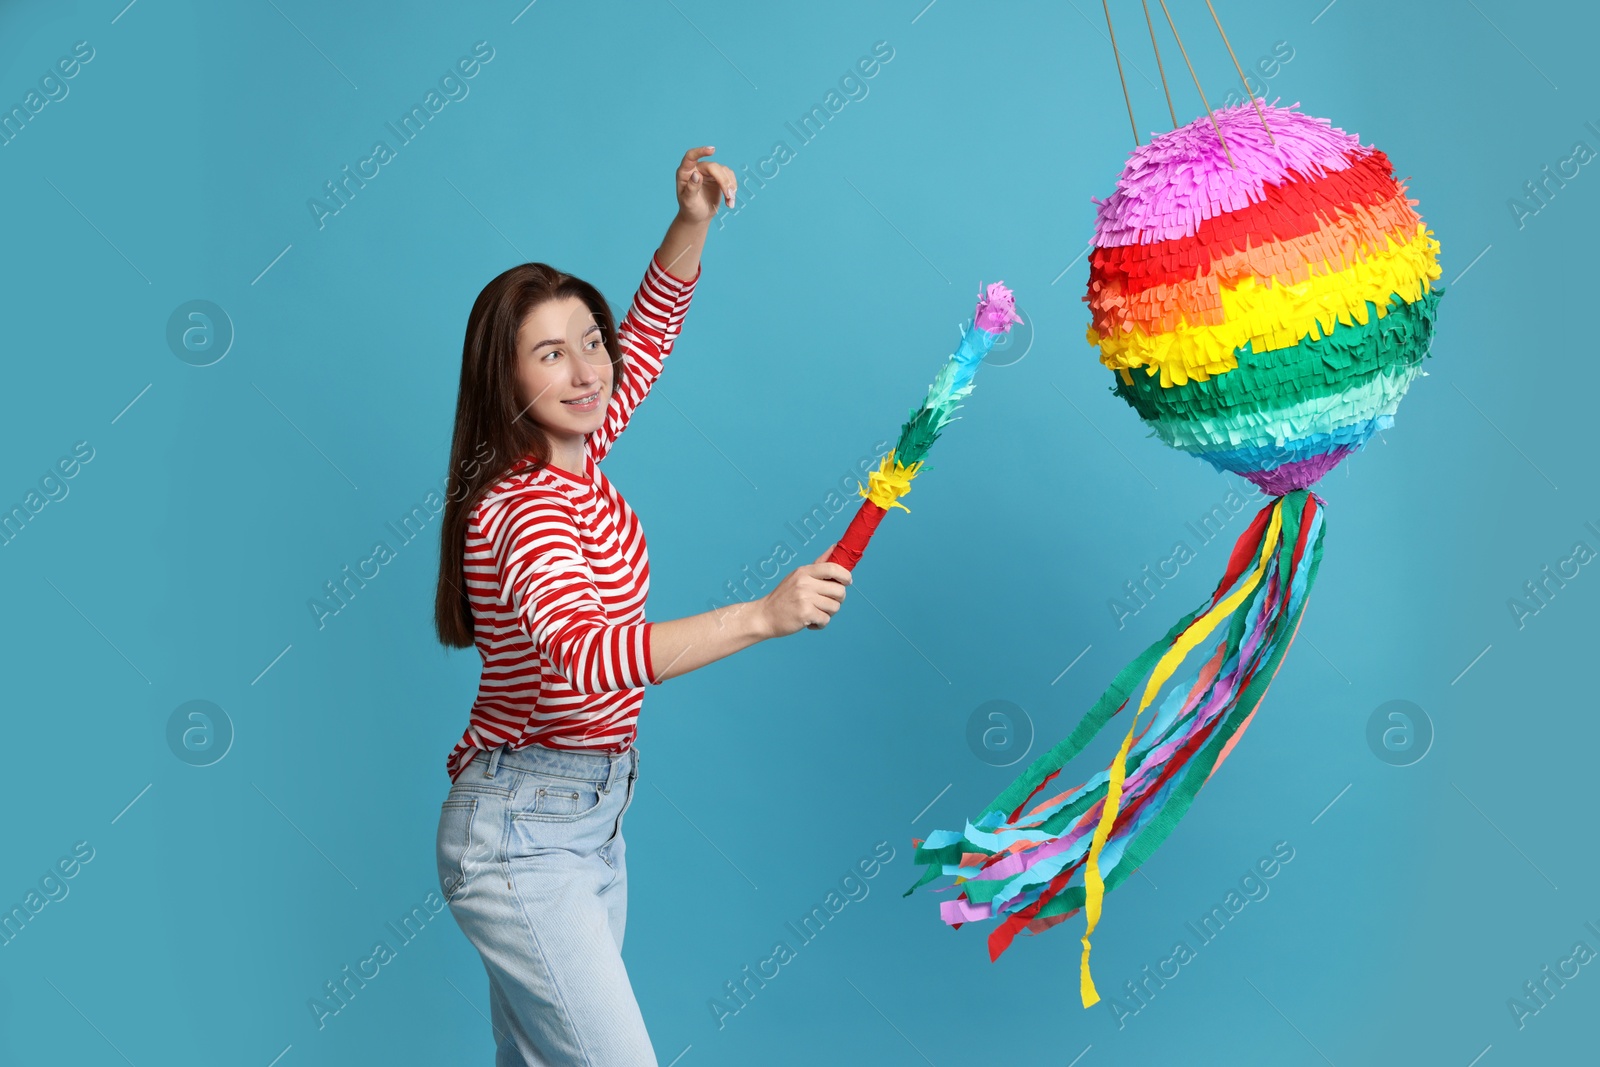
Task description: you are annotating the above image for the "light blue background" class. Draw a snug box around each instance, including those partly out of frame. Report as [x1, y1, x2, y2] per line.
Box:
[1, 0, 1593, 1064]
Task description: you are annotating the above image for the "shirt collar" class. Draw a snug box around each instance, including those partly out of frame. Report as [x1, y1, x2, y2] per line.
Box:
[508, 450, 590, 483]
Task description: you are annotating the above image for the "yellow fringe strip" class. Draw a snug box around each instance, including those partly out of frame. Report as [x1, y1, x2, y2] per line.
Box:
[1088, 222, 1442, 387]
[856, 450, 923, 513]
[1079, 498, 1286, 1008]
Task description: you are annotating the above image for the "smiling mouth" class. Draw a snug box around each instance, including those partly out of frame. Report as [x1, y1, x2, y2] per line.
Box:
[561, 391, 601, 406]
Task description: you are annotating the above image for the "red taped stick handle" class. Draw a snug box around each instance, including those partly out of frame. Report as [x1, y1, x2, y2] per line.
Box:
[827, 499, 888, 571]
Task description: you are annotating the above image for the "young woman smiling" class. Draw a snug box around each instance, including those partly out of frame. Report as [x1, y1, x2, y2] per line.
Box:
[432, 147, 853, 1065]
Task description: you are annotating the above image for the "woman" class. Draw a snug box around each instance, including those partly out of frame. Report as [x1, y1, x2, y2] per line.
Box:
[431, 146, 852, 1066]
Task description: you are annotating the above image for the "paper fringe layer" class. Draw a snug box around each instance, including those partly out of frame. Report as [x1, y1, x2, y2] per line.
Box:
[1149, 360, 1422, 453]
[1113, 286, 1440, 484]
[859, 453, 923, 513]
[1092, 103, 1363, 247]
[1088, 147, 1414, 294]
[1088, 222, 1441, 386]
[1110, 288, 1441, 428]
[1087, 184, 1425, 337]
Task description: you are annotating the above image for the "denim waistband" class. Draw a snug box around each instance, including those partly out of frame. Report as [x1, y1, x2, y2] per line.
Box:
[473, 741, 635, 791]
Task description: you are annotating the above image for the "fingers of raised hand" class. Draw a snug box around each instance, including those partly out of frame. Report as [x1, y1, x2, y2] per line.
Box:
[678, 145, 715, 179]
[702, 161, 737, 205]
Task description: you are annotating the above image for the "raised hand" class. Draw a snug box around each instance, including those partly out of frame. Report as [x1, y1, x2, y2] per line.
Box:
[674, 145, 736, 224]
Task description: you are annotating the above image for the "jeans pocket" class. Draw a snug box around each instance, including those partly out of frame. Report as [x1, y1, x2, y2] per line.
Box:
[436, 796, 481, 903]
[512, 775, 603, 822]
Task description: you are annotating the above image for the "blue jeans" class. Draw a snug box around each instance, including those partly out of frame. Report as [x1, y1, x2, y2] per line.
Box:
[436, 741, 654, 1066]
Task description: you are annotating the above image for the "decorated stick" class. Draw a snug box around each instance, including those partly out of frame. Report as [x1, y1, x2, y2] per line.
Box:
[827, 282, 1022, 571]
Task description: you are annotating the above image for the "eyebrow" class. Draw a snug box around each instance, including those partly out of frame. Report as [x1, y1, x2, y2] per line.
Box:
[529, 324, 601, 352]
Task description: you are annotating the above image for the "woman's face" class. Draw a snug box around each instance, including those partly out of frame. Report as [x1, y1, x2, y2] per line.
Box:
[514, 295, 613, 441]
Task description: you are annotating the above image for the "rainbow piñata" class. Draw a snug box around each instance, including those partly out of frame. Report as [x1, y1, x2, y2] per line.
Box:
[906, 102, 1443, 1008]
[1088, 100, 1442, 491]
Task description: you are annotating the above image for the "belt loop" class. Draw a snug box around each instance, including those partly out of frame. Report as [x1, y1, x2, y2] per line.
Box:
[604, 751, 621, 794]
[483, 743, 505, 779]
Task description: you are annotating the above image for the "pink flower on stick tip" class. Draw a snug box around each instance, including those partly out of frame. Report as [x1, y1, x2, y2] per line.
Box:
[974, 281, 1023, 335]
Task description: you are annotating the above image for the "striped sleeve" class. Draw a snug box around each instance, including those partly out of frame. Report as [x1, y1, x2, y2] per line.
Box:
[485, 489, 657, 693]
[586, 251, 700, 463]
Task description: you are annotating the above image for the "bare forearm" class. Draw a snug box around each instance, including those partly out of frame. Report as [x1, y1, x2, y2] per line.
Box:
[649, 601, 771, 682]
[654, 211, 710, 282]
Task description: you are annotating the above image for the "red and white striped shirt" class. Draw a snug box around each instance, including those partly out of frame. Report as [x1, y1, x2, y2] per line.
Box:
[448, 252, 699, 782]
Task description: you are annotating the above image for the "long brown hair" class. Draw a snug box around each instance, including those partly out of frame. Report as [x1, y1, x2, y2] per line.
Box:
[433, 262, 625, 648]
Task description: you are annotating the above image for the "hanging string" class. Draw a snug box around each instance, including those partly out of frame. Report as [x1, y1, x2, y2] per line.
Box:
[1204, 0, 1276, 143]
[1102, 0, 1139, 147]
[1140, 0, 1178, 129]
[1155, 0, 1232, 167]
